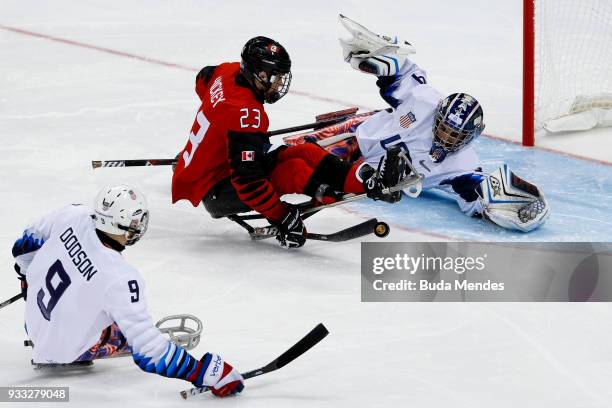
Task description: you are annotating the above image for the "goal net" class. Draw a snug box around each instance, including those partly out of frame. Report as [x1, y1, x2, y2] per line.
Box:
[525, 0, 612, 143]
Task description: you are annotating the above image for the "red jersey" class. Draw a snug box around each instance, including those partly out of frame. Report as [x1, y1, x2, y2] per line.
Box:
[172, 63, 287, 221]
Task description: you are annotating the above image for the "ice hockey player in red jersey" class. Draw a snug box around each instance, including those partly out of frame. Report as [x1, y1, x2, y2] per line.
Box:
[172, 36, 408, 248]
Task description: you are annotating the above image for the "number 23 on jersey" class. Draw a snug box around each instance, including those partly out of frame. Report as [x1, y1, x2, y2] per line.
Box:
[239, 108, 261, 129]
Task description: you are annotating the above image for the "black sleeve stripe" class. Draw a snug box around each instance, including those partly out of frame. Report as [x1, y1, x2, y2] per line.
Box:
[258, 199, 284, 214]
[238, 179, 267, 195]
[250, 190, 276, 209]
[241, 186, 270, 203]
[232, 175, 265, 186]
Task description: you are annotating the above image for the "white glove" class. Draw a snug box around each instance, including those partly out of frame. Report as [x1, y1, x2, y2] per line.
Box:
[339, 14, 416, 76]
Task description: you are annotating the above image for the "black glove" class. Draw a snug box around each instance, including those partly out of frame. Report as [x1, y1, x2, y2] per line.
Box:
[14, 264, 27, 301]
[276, 207, 306, 249]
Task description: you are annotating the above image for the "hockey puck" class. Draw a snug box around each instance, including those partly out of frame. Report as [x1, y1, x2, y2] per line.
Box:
[374, 222, 390, 238]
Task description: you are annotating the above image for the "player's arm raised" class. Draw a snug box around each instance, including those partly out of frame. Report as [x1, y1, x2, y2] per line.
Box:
[106, 273, 244, 397]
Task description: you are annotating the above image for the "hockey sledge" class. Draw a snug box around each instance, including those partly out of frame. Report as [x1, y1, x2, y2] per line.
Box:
[204, 157, 423, 243]
[31, 359, 94, 371]
[206, 188, 391, 243]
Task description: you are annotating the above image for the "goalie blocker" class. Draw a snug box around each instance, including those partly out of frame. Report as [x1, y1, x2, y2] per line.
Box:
[478, 164, 550, 232]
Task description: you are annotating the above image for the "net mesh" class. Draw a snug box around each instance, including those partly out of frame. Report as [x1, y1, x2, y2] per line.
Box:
[535, 0, 612, 130]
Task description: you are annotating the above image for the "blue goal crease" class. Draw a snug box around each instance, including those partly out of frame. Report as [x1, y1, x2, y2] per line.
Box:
[347, 137, 612, 242]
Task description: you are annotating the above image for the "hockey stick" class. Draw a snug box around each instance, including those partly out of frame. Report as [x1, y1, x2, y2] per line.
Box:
[91, 158, 176, 169]
[306, 218, 388, 241]
[268, 115, 352, 136]
[179, 323, 329, 400]
[268, 108, 375, 136]
[248, 218, 389, 242]
[0, 293, 23, 310]
[91, 109, 376, 169]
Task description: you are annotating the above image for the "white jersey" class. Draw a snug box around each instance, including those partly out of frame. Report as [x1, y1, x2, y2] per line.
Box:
[13, 204, 236, 388]
[356, 59, 484, 215]
[14, 205, 166, 364]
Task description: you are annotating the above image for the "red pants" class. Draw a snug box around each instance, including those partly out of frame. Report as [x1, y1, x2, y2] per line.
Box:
[269, 143, 364, 195]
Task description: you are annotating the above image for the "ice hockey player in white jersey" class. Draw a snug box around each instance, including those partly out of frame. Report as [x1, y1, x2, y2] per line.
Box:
[333, 15, 550, 232]
[11, 185, 244, 397]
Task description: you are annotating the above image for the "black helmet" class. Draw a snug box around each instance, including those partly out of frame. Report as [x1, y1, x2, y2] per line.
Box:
[240, 36, 292, 103]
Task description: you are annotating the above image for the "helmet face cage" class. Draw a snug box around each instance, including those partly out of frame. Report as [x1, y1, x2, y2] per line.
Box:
[432, 93, 485, 153]
[263, 70, 292, 103]
[240, 36, 292, 103]
[119, 210, 149, 246]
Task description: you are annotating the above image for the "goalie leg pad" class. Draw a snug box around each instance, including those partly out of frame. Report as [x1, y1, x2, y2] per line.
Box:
[479, 164, 550, 232]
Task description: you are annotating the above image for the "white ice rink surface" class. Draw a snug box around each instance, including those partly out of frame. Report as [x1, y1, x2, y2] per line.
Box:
[1, 1, 612, 407]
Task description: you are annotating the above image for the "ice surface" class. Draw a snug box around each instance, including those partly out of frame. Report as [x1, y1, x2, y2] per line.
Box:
[1, 1, 612, 407]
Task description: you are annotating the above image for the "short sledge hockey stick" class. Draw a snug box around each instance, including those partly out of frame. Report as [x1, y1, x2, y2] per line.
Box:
[249, 218, 389, 241]
[179, 323, 329, 400]
[307, 218, 389, 241]
[0, 293, 23, 310]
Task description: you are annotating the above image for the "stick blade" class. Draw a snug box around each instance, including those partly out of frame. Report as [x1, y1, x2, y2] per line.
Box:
[307, 218, 379, 242]
[274, 323, 329, 370]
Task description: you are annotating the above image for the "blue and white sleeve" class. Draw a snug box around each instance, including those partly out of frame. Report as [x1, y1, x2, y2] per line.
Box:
[375, 58, 429, 108]
[106, 274, 209, 386]
[12, 206, 69, 275]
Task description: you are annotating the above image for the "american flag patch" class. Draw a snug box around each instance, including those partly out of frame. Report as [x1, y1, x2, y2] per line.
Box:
[399, 112, 417, 128]
[241, 151, 255, 161]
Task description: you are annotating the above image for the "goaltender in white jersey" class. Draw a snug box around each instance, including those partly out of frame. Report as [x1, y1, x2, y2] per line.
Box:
[355, 62, 482, 215]
[11, 185, 244, 397]
[335, 14, 550, 232]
